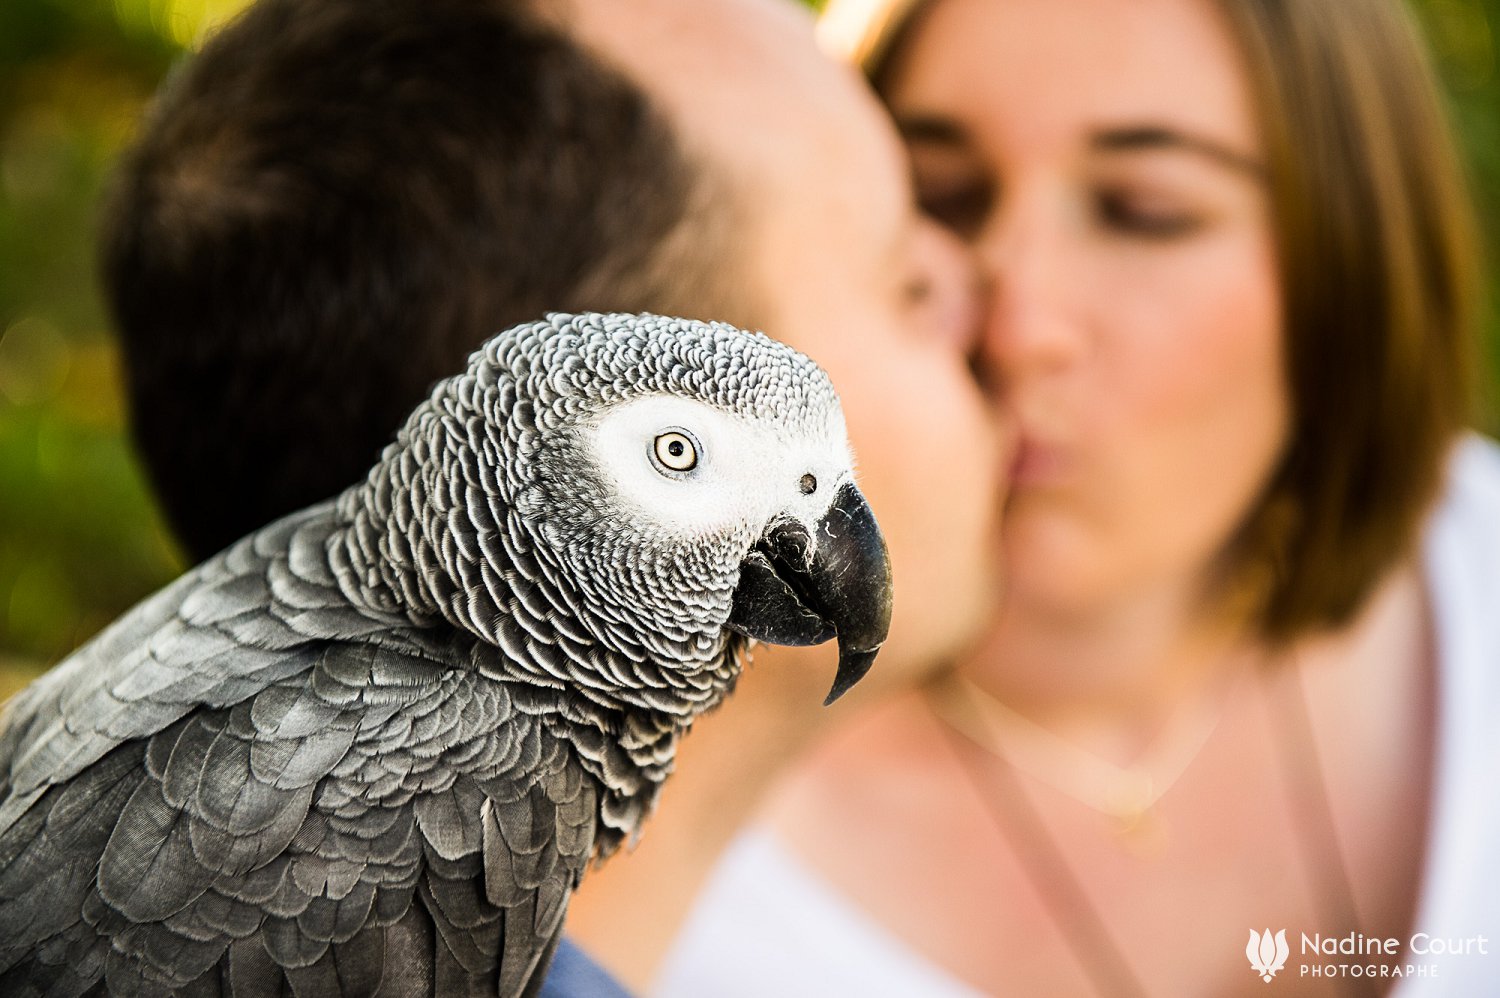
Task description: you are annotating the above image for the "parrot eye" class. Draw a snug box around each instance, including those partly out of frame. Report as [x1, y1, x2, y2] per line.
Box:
[651, 429, 700, 475]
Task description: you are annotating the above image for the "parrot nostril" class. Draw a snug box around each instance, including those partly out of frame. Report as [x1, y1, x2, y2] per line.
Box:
[800, 473, 817, 495]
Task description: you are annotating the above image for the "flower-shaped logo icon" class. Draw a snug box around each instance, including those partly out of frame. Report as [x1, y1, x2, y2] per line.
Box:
[1246, 928, 1290, 983]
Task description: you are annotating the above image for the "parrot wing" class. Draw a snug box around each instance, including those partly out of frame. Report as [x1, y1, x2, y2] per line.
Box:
[0, 505, 597, 997]
[0, 504, 414, 826]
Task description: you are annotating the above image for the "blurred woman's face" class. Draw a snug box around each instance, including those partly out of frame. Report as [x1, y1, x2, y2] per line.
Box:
[884, 0, 1289, 622]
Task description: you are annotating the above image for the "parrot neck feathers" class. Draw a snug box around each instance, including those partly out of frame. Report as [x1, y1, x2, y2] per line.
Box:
[327, 412, 749, 725]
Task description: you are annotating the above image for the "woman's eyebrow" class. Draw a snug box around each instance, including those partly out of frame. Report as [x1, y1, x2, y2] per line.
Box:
[1091, 125, 1265, 177]
[892, 116, 1266, 180]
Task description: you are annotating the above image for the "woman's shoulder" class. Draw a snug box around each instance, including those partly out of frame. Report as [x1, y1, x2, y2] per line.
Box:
[1436, 433, 1500, 528]
[1421, 432, 1500, 715]
[1424, 434, 1500, 603]
[1403, 432, 1500, 997]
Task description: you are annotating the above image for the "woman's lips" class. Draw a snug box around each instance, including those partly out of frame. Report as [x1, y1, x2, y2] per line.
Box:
[1009, 436, 1069, 488]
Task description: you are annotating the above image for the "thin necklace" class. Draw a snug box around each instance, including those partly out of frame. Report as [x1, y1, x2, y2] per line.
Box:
[929, 689, 1151, 998]
[925, 655, 1373, 998]
[927, 672, 1233, 837]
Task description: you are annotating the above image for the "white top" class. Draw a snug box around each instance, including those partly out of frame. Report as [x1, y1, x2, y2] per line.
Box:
[655, 436, 1500, 997]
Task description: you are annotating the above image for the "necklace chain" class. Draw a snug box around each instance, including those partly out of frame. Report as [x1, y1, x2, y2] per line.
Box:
[930, 695, 1152, 998]
[925, 655, 1374, 998]
[926, 673, 1232, 832]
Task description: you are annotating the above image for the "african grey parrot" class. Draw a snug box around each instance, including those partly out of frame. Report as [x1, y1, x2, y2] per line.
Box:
[0, 312, 892, 997]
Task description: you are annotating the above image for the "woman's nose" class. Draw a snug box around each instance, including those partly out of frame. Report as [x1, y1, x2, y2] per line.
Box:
[971, 208, 1086, 393]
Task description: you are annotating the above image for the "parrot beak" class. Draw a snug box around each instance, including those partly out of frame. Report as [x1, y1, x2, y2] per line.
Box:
[726, 481, 893, 705]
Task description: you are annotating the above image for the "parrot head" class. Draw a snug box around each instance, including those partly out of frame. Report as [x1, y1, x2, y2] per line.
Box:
[492, 312, 893, 707]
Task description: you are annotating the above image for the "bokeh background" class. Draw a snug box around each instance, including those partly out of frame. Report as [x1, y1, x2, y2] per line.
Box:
[1, 0, 1498, 697]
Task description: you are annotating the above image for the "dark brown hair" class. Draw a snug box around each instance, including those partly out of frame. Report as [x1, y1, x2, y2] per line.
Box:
[102, 0, 731, 561]
[843, 0, 1482, 640]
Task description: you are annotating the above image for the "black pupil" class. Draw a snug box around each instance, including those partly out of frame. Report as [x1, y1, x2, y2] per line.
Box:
[668, 440, 685, 457]
[800, 473, 817, 495]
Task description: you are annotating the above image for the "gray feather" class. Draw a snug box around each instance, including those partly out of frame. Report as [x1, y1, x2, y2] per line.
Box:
[0, 313, 845, 996]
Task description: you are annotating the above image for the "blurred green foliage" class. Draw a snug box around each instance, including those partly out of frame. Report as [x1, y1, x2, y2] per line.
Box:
[1, 0, 1498, 692]
[1, 0, 183, 693]
[1421, 0, 1500, 417]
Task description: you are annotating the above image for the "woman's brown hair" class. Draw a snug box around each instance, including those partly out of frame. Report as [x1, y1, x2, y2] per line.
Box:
[827, 0, 1484, 641]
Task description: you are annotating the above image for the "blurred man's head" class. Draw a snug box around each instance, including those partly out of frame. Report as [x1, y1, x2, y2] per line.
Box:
[104, 0, 1003, 663]
[567, 0, 1005, 666]
[103, 0, 739, 560]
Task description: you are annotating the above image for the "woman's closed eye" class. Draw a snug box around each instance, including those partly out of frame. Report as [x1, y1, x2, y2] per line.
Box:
[1093, 186, 1208, 241]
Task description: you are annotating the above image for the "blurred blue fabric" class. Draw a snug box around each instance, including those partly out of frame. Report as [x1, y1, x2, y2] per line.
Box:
[539, 937, 635, 998]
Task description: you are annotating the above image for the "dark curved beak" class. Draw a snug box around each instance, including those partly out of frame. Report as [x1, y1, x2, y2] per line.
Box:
[726, 481, 893, 705]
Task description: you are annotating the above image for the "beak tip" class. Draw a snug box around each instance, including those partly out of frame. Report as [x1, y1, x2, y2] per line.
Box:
[823, 646, 881, 706]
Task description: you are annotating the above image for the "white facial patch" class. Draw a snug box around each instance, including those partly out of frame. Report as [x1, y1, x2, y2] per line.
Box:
[583, 395, 855, 540]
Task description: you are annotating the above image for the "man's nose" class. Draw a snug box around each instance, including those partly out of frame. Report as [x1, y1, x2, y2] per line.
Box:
[971, 207, 1086, 394]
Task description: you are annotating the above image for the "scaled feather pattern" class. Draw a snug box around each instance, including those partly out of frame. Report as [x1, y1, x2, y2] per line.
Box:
[0, 313, 858, 997]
